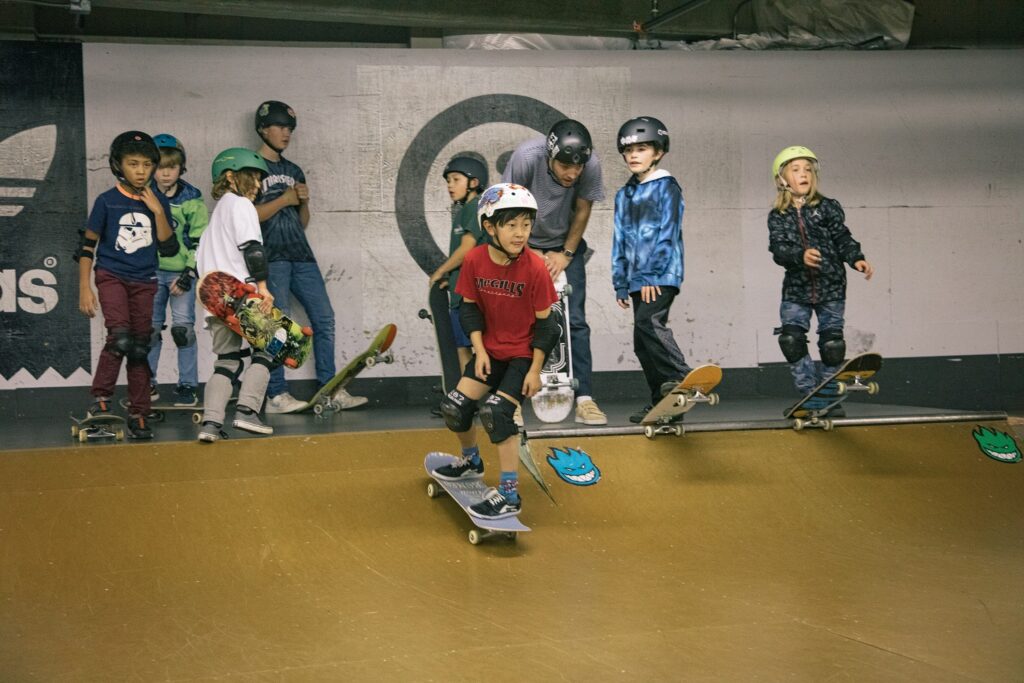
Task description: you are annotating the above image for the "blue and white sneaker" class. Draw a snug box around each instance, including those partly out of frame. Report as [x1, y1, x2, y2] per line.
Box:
[432, 455, 484, 481]
[469, 488, 521, 519]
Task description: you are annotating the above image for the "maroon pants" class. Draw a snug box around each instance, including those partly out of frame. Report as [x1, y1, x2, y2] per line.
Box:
[91, 268, 157, 416]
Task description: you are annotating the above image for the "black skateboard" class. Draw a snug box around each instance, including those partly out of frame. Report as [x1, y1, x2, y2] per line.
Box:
[418, 282, 462, 397]
[784, 352, 883, 431]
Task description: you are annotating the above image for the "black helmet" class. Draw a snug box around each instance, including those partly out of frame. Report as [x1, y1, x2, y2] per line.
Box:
[442, 156, 488, 190]
[109, 130, 159, 179]
[617, 116, 670, 154]
[254, 100, 297, 131]
[546, 119, 592, 165]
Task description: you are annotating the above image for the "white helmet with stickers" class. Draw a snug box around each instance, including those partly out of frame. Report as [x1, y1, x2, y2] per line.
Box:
[476, 183, 538, 228]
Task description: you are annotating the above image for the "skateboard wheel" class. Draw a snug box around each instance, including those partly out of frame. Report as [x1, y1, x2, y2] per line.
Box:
[383, 351, 394, 364]
[570, 378, 579, 390]
[301, 326, 313, 336]
[674, 425, 683, 437]
[426, 482, 441, 498]
[71, 424, 79, 437]
[284, 358, 298, 369]
[313, 403, 324, 416]
[332, 402, 342, 413]
[675, 395, 688, 409]
[708, 392, 720, 406]
[563, 284, 573, 297]
[505, 532, 517, 541]
[192, 412, 202, 424]
[867, 381, 880, 395]
[836, 381, 848, 396]
[823, 420, 835, 432]
[116, 429, 125, 440]
[78, 429, 89, 443]
[644, 425, 655, 439]
[793, 418, 805, 431]
[468, 529, 482, 545]
[365, 356, 376, 368]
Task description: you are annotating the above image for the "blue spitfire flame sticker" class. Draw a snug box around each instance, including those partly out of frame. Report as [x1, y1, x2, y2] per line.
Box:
[546, 447, 601, 486]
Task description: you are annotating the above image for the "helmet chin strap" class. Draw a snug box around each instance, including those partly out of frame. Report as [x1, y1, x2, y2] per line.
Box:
[489, 229, 520, 265]
[258, 131, 285, 155]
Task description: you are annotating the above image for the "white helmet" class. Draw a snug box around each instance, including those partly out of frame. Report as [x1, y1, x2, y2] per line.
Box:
[477, 183, 537, 229]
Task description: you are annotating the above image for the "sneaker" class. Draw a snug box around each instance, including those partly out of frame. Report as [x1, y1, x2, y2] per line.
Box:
[469, 487, 521, 519]
[150, 384, 160, 402]
[432, 455, 484, 481]
[629, 404, 653, 424]
[789, 394, 831, 417]
[198, 421, 227, 443]
[173, 384, 198, 407]
[126, 415, 153, 440]
[233, 408, 273, 435]
[575, 399, 608, 425]
[88, 396, 113, 417]
[265, 392, 305, 414]
[660, 379, 684, 397]
[513, 405, 524, 427]
[332, 387, 368, 410]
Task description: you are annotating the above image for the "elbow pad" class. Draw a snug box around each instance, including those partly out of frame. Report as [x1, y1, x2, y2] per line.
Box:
[157, 235, 180, 257]
[73, 229, 97, 262]
[531, 314, 559, 356]
[459, 301, 484, 335]
[239, 240, 269, 282]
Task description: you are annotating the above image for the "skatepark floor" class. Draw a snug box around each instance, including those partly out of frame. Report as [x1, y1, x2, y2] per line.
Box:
[1, 398, 1022, 681]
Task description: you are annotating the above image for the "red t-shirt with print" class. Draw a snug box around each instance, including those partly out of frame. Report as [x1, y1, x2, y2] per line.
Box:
[455, 245, 558, 361]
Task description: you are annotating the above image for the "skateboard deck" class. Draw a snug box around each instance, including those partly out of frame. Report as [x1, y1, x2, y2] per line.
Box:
[119, 397, 235, 424]
[785, 352, 882, 431]
[424, 452, 530, 545]
[531, 271, 576, 423]
[518, 431, 555, 503]
[418, 283, 463, 397]
[70, 413, 127, 442]
[198, 270, 313, 369]
[294, 323, 397, 415]
[641, 364, 723, 438]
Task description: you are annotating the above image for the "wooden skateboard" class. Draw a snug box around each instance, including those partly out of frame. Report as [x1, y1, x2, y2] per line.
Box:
[641, 364, 723, 438]
[197, 270, 313, 369]
[119, 396, 235, 424]
[294, 324, 397, 415]
[531, 271, 576, 423]
[784, 352, 882, 431]
[418, 283, 463, 397]
[424, 452, 530, 545]
[69, 413, 126, 442]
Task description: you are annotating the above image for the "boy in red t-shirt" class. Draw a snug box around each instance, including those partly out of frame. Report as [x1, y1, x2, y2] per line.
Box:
[431, 183, 558, 519]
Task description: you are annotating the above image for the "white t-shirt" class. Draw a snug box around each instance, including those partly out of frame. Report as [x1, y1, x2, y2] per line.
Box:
[196, 192, 264, 315]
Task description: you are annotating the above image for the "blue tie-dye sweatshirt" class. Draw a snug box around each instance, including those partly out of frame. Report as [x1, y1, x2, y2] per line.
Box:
[611, 169, 684, 300]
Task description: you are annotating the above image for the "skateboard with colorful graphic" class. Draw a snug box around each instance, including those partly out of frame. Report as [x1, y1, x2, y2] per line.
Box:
[295, 323, 397, 415]
[641, 364, 723, 438]
[531, 271, 577, 423]
[424, 452, 530, 545]
[785, 352, 882, 431]
[418, 283, 462, 397]
[197, 270, 313, 369]
[69, 412, 126, 442]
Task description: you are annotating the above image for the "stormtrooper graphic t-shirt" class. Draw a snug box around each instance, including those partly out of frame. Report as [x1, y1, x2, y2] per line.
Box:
[87, 185, 172, 282]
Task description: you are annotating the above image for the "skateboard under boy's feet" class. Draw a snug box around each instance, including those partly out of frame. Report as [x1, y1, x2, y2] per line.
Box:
[424, 452, 530, 545]
[641, 364, 722, 438]
[784, 352, 882, 431]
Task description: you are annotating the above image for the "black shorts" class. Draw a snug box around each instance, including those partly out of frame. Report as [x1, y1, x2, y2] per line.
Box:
[462, 355, 531, 405]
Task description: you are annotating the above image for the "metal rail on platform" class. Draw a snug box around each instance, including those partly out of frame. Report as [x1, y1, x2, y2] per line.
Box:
[526, 411, 1008, 440]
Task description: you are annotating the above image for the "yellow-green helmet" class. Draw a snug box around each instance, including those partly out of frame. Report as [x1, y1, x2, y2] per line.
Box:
[211, 147, 269, 183]
[772, 145, 818, 180]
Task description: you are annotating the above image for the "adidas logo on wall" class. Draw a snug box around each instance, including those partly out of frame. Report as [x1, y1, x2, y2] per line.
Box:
[0, 125, 57, 218]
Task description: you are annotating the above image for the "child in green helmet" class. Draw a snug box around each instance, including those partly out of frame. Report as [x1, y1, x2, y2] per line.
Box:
[767, 145, 874, 415]
[195, 148, 277, 443]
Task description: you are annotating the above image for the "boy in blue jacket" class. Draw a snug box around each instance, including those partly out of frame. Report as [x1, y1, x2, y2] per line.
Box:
[611, 117, 692, 423]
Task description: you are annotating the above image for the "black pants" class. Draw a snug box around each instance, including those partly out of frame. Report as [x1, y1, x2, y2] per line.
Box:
[632, 287, 691, 404]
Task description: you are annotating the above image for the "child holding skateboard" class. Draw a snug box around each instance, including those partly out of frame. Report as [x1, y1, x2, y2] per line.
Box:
[610, 117, 693, 424]
[75, 131, 179, 439]
[768, 145, 874, 415]
[194, 148, 278, 442]
[432, 183, 558, 519]
[147, 133, 209, 407]
[428, 155, 488, 371]
[252, 100, 366, 414]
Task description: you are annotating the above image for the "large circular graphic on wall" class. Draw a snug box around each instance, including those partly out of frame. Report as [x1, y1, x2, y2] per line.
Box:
[394, 94, 566, 274]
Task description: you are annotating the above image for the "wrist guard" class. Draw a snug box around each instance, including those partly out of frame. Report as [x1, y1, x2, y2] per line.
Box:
[174, 267, 197, 292]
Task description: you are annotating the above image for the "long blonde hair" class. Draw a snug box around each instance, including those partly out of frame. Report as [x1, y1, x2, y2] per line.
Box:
[772, 161, 823, 213]
[212, 169, 261, 201]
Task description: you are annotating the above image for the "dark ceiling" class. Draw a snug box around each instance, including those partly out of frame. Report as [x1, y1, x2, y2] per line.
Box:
[0, 0, 1021, 48]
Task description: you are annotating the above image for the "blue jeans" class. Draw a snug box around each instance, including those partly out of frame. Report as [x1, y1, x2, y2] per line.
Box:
[538, 239, 593, 396]
[266, 260, 336, 396]
[778, 300, 846, 395]
[148, 269, 198, 388]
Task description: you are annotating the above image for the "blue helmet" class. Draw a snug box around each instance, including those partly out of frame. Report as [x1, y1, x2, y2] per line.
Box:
[153, 133, 186, 172]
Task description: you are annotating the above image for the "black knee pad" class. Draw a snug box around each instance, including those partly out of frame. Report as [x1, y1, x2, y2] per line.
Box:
[126, 336, 150, 363]
[777, 324, 809, 363]
[171, 325, 196, 348]
[214, 350, 246, 382]
[479, 394, 519, 444]
[818, 329, 846, 367]
[440, 389, 475, 433]
[251, 351, 280, 371]
[105, 328, 132, 358]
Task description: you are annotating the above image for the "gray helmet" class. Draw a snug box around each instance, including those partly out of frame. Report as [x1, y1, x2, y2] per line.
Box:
[546, 119, 592, 165]
[442, 156, 488, 189]
[616, 116, 670, 154]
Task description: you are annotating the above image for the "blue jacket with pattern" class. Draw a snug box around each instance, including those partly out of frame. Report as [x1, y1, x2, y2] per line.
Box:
[767, 196, 865, 305]
[611, 170, 684, 300]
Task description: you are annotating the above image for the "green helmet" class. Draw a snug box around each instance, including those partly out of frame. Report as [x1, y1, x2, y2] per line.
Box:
[772, 145, 818, 179]
[211, 147, 270, 183]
